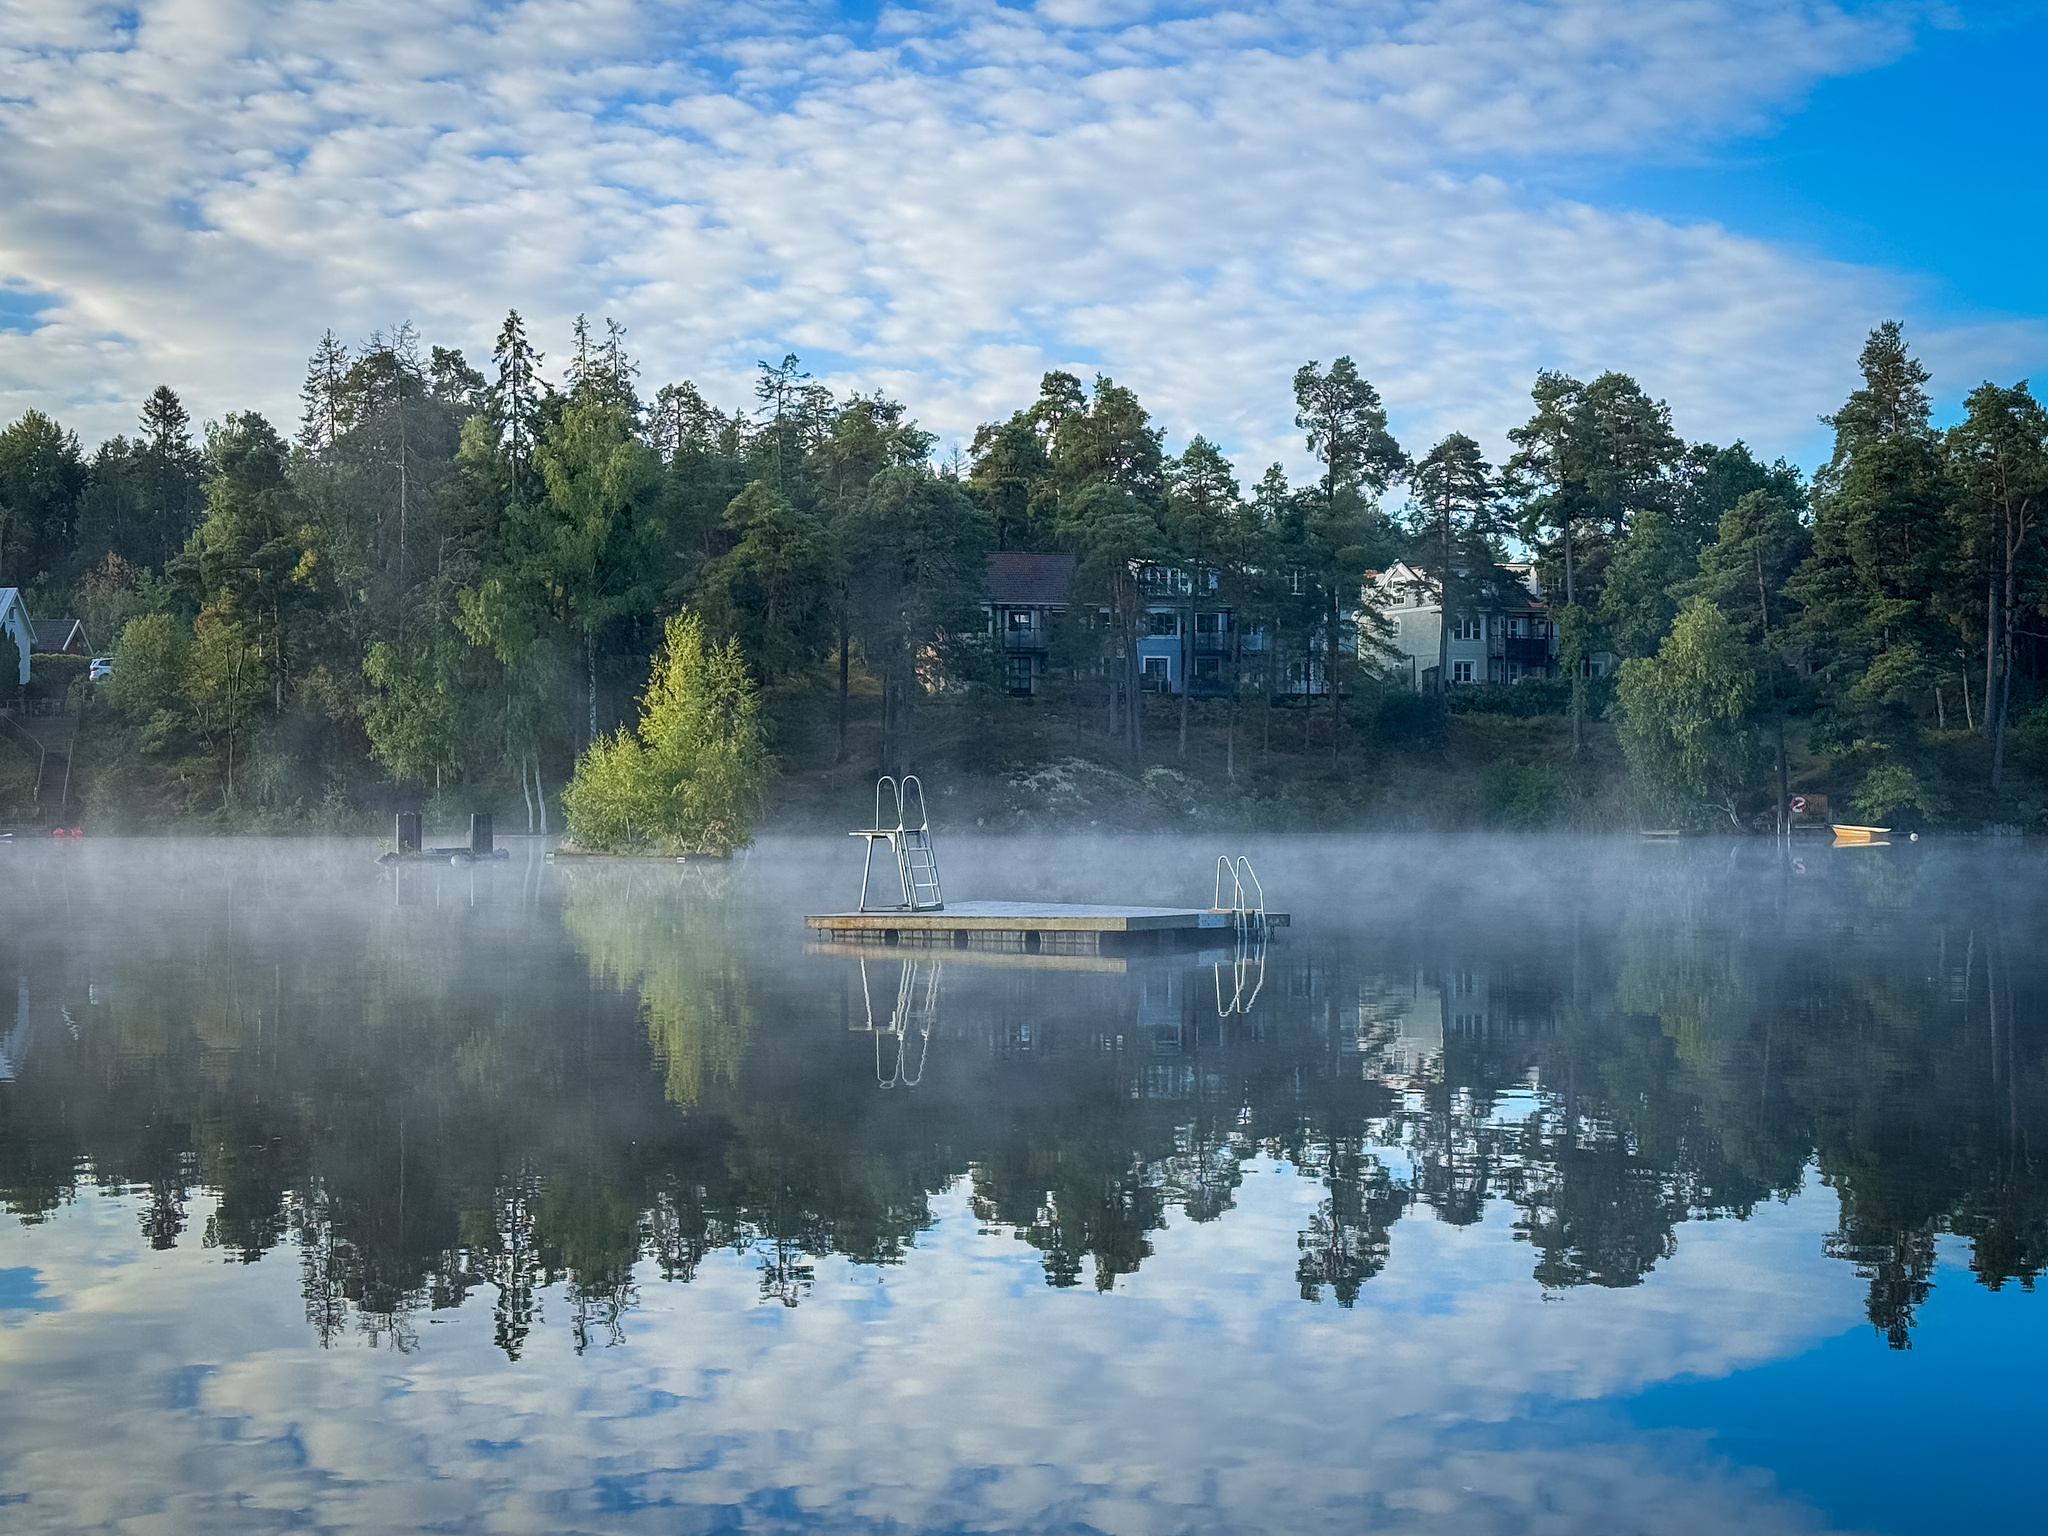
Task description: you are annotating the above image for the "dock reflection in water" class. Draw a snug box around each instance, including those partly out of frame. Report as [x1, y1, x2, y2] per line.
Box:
[0, 834, 2043, 1533]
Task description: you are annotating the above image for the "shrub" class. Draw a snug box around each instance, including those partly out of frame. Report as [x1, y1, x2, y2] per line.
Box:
[1477, 759, 1568, 828]
[1372, 689, 1447, 745]
[1444, 676, 1574, 717]
[561, 611, 770, 855]
[1850, 763, 1948, 827]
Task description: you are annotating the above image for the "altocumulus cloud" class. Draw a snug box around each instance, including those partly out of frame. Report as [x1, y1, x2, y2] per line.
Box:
[0, 0, 2003, 467]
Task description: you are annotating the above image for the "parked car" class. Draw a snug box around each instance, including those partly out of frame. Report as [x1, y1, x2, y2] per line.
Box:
[88, 657, 113, 681]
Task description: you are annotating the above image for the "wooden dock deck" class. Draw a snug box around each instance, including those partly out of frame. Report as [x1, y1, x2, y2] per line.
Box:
[804, 901, 1289, 955]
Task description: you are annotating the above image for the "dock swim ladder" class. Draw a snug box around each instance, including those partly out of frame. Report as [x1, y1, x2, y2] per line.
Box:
[854, 775, 944, 913]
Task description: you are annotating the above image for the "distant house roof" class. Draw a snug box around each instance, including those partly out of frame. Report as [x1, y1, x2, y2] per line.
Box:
[0, 589, 30, 687]
[988, 552, 1075, 607]
[31, 618, 89, 655]
[1370, 560, 1544, 614]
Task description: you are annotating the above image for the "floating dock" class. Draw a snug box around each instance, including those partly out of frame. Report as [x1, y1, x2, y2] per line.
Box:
[809, 780, 1286, 954]
[805, 901, 1289, 954]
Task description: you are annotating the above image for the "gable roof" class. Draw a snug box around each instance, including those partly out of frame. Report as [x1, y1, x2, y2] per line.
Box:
[988, 552, 1075, 607]
[1369, 560, 1545, 614]
[30, 618, 88, 655]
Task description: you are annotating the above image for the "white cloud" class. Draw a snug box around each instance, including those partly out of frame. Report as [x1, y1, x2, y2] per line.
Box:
[0, 1169, 1874, 1532]
[0, 0, 2021, 478]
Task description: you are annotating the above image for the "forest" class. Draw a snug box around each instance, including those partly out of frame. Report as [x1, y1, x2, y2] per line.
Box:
[0, 316, 2042, 833]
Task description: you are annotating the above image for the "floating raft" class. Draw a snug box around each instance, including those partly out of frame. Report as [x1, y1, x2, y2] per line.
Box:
[805, 901, 1289, 955]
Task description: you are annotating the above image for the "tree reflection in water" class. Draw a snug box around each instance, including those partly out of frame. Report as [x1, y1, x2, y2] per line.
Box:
[0, 841, 2041, 1354]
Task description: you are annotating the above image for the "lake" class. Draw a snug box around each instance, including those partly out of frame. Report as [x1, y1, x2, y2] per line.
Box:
[0, 833, 2041, 1534]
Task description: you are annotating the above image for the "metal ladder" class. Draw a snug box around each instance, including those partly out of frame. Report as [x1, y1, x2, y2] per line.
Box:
[1212, 855, 1266, 937]
[855, 775, 944, 912]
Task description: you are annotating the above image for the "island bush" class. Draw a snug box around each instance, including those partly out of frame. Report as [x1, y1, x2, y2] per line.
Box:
[560, 611, 768, 856]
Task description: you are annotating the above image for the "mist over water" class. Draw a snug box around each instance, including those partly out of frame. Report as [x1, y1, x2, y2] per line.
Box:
[0, 832, 2043, 1534]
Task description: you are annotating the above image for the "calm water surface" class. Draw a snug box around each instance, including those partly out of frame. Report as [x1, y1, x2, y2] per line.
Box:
[0, 833, 2043, 1534]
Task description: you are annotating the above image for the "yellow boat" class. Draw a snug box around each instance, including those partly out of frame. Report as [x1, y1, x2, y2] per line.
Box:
[1831, 824, 1891, 845]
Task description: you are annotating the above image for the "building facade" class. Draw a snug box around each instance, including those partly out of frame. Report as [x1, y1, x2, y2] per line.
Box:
[1367, 561, 1569, 691]
[986, 554, 1246, 699]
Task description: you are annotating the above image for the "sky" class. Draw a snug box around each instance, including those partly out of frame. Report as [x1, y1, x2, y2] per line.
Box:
[0, 0, 2042, 482]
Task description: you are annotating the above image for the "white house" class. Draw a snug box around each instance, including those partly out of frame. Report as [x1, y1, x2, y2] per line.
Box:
[1365, 561, 1581, 691]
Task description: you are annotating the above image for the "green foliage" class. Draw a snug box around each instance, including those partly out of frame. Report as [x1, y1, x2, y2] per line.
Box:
[9, 313, 2048, 832]
[0, 408, 86, 588]
[103, 607, 264, 809]
[1476, 758, 1568, 828]
[24, 651, 86, 704]
[1616, 602, 1765, 825]
[1443, 676, 1577, 717]
[361, 640, 460, 782]
[696, 480, 831, 686]
[1850, 763, 1949, 826]
[561, 611, 768, 855]
[1371, 688, 1448, 744]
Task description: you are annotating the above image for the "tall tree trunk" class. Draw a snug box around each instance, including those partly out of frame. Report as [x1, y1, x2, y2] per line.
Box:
[1568, 636, 1584, 755]
[1329, 589, 1342, 768]
[1563, 519, 1582, 754]
[898, 667, 916, 778]
[1983, 574, 1997, 742]
[586, 633, 598, 746]
[837, 609, 850, 765]
[1178, 588, 1191, 758]
[1438, 498, 1452, 695]
[1128, 642, 1142, 759]
[1776, 716, 1789, 840]
[1993, 510, 2028, 789]
[879, 675, 892, 776]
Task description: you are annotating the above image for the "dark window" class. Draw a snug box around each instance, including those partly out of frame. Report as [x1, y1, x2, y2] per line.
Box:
[1148, 612, 1179, 636]
[1008, 609, 1033, 631]
[1195, 611, 1225, 634]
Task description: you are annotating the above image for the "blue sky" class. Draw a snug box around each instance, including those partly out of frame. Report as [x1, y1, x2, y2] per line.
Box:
[1602, 2, 2046, 322]
[0, 0, 2041, 479]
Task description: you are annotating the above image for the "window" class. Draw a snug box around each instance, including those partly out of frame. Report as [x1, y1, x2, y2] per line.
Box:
[1006, 655, 1035, 694]
[1195, 611, 1225, 634]
[1148, 612, 1179, 637]
[1452, 661, 1474, 683]
[1194, 654, 1222, 679]
[1450, 615, 1482, 642]
[1007, 609, 1034, 632]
